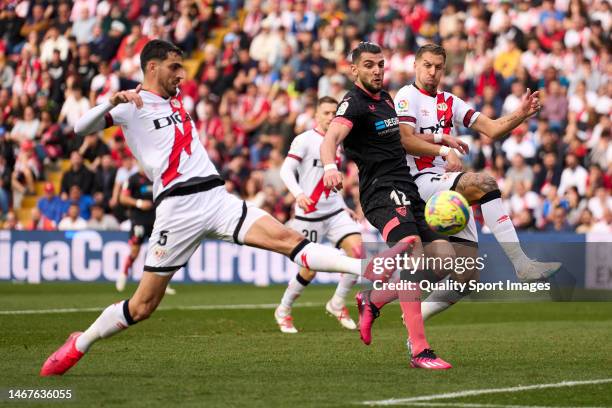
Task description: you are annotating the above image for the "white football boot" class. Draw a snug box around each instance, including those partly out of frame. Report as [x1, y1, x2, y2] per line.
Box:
[274, 305, 298, 334]
[516, 260, 562, 282]
[325, 300, 357, 330]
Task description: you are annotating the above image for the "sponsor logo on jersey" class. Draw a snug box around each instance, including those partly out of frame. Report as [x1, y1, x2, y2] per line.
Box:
[336, 101, 349, 115]
[374, 117, 399, 130]
[437, 102, 448, 111]
[153, 110, 192, 129]
[419, 118, 453, 134]
[420, 109, 430, 117]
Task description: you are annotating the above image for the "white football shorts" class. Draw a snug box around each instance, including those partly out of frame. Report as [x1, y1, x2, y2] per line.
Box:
[286, 209, 361, 248]
[414, 171, 478, 243]
[144, 186, 267, 274]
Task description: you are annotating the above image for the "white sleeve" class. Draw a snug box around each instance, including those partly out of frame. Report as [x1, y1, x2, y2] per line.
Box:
[280, 156, 304, 197]
[74, 102, 114, 136]
[394, 86, 417, 127]
[107, 102, 136, 127]
[452, 95, 480, 128]
[286, 134, 307, 162]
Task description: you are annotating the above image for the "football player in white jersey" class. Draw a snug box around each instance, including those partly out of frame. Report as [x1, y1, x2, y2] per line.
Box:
[275, 96, 362, 333]
[40, 40, 377, 376]
[394, 44, 561, 321]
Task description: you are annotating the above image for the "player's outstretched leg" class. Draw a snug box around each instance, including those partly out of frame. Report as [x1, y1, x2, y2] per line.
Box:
[455, 172, 561, 281]
[243, 215, 365, 277]
[356, 237, 417, 345]
[275, 267, 315, 334]
[421, 241, 479, 321]
[40, 272, 172, 376]
[401, 239, 453, 370]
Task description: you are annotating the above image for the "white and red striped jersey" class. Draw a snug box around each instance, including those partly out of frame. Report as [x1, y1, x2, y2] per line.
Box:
[394, 83, 480, 176]
[106, 90, 220, 201]
[286, 128, 346, 218]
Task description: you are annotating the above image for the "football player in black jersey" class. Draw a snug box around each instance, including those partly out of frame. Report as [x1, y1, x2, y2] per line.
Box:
[321, 42, 456, 369]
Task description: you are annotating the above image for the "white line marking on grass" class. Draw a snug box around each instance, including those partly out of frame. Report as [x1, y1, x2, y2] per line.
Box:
[362, 378, 612, 406]
[408, 402, 605, 408]
[0, 302, 324, 315]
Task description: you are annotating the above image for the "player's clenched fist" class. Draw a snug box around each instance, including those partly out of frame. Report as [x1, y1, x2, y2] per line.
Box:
[110, 84, 143, 108]
[323, 168, 343, 192]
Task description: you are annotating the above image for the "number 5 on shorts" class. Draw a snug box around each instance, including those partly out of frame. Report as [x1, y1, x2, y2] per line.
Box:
[158, 230, 169, 246]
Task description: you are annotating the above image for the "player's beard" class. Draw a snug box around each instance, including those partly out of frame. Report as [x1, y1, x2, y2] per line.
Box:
[422, 82, 437, 94]
[361, 76, 382, 94]
[167, 84, 179, 97]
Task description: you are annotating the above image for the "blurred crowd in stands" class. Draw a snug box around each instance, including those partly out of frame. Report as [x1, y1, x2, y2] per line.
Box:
[0, 0, 610, 234]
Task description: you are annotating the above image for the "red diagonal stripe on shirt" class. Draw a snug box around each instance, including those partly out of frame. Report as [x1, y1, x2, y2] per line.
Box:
[306, 176, 331, 214]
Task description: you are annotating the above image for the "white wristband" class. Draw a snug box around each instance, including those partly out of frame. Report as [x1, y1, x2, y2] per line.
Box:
[439, 146, 451, 157]
[433, 133, 443, 143]
[324, 164, 338, 172]
[136, 199, 143, 209]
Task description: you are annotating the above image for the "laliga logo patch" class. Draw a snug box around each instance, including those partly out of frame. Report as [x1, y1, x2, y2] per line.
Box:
[397, 99, 408, 109]
[336, 101, 349, 115]
[437, 102, 447, 111]
[171, 98, 181, 109]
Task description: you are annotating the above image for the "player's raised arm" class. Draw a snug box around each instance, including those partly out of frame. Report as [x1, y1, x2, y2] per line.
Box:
[74, 85, 143, 137]
[471, 88, 541, 140]
[321, 119, 350, 191]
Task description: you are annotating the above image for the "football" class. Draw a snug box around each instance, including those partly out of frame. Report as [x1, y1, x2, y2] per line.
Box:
[425, 190, 470, 235]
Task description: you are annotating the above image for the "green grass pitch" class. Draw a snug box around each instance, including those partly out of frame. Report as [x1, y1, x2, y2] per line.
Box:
[1, 282, 611, 407]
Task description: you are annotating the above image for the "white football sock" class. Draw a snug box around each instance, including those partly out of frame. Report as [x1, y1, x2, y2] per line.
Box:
[75, 300, 134, 352]
[480, 190, 530, 269]
[290, 240, 362, 276]
[331, 273, 358, 309]
[280, 272, 310, 310]
[421, 288, 467, 321]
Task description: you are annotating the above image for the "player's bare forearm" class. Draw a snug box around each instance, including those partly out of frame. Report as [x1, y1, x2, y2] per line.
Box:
[400, 125, 443, 156]
[320, 121, 348, 166]
[415, 133, 437, 143]
[491, 111, 527, 140]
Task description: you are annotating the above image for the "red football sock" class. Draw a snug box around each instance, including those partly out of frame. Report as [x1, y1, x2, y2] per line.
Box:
[399, 288, 429, 356]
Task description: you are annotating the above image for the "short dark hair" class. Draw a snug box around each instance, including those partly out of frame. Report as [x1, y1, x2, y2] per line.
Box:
[317, 96, 338, 107]
[140, 40, 184, 72]
[415, 44, 446, 62]
[350, 41, 382, 64]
